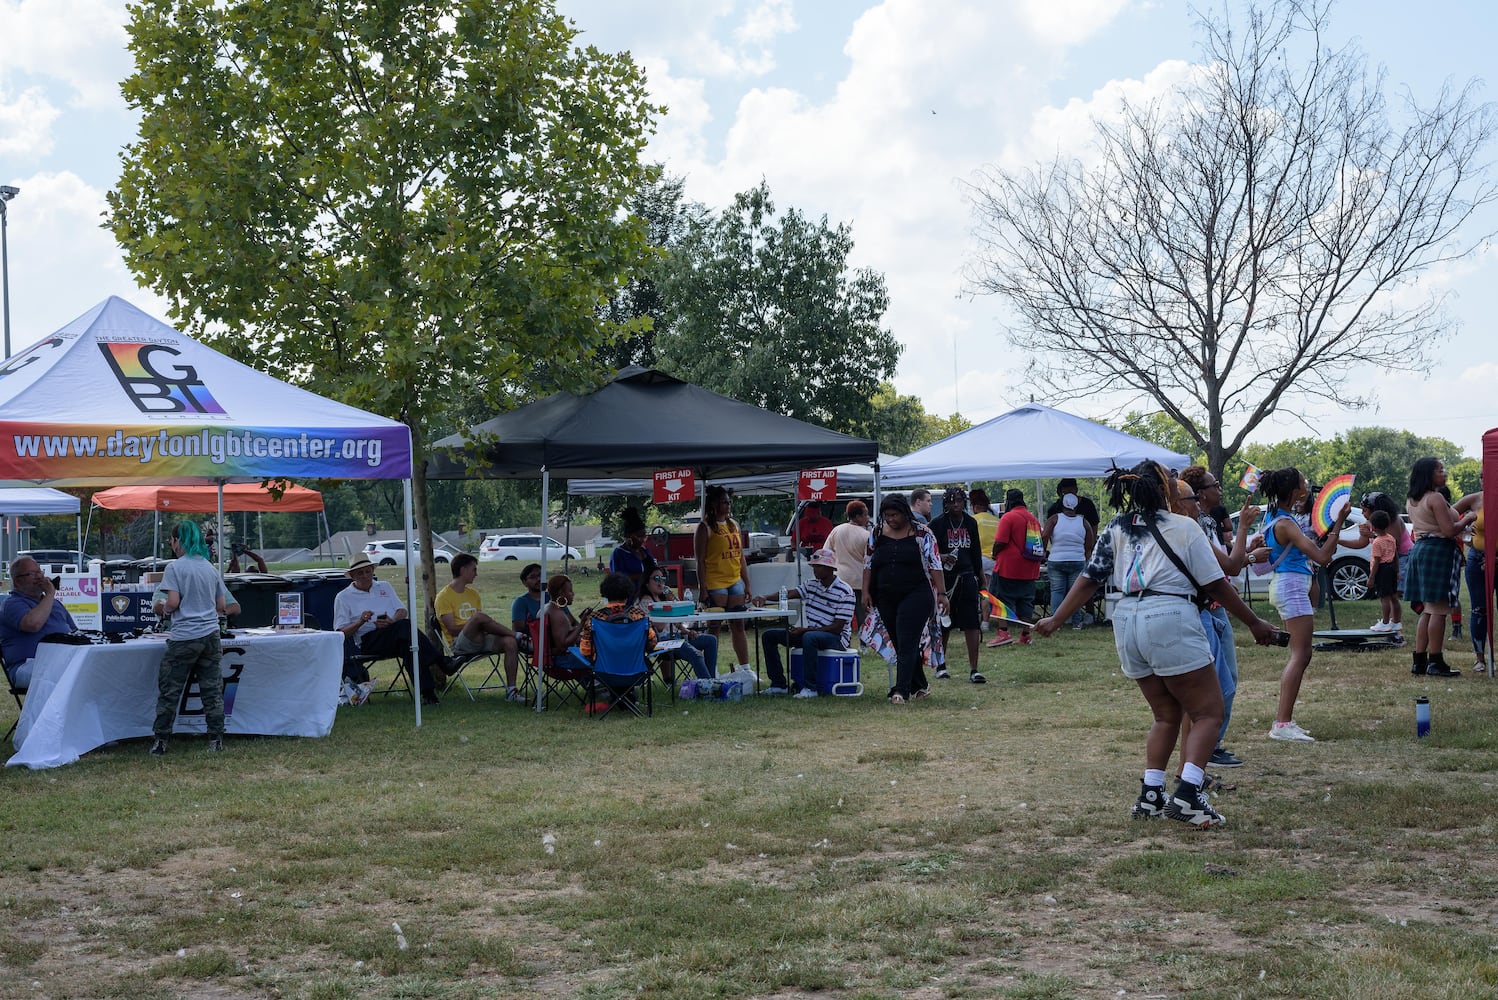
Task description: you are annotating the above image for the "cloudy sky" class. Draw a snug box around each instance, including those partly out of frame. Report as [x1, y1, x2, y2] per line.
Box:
[2, 0, 1495, 459]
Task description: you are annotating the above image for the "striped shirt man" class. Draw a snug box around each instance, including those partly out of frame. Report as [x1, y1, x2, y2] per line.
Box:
[799, 574, 857, 646]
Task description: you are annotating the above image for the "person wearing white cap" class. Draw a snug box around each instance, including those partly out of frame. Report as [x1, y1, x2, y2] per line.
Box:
[758, 549, 856, 697]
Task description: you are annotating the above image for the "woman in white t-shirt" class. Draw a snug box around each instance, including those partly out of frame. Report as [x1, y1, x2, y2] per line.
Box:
[1036, 462, 1277, 829]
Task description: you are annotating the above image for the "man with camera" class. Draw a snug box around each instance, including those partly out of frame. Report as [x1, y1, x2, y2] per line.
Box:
[333, 555, 445, 705]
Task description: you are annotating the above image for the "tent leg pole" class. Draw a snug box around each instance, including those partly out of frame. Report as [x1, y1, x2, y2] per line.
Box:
[536, 468, 549, 713]
[405, 479, 420, 727]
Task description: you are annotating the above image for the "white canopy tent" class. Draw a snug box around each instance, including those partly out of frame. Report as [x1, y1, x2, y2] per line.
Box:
[0, 297, 429, 724]
[880, 403, 1192, 486]
[0, 488, 83, 568]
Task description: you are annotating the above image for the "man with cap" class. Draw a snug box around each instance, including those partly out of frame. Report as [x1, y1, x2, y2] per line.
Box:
[932, 486, 987, 683]
[333, 554, 446, 705]
[1046, 479, 1100, 529]
[758, 549, 857, 698]
[990, 488, 1044, 646]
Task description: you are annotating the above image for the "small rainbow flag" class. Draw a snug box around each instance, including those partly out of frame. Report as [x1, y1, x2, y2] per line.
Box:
[1313, 473, 1356, 536]
[981, 590, 1033, 626]
[1240, 463, 1262, 492]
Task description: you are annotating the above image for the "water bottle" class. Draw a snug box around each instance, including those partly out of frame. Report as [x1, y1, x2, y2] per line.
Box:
[683, 587, 694, 609]
[778, 585, 788, 611]
[1415, 696, 1431, 738]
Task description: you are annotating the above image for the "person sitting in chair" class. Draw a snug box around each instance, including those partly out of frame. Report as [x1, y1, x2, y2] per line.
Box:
[579, 572, 657, 661]
[760, 549, 856, 698]
[436, 553, 523, 702]
[334, 555, 445, 706]
[0, 555, 81, 689]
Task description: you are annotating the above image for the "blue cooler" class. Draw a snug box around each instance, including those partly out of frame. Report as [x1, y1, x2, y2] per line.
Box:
[789, 649, 863, 696]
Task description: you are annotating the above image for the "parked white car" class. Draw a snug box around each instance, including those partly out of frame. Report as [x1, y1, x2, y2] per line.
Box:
[478, 534, 582, 563]
[361, 539, 462, 567]
[1231, 508, 1408, 602]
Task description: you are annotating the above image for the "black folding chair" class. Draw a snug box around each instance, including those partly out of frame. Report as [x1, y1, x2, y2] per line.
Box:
[3, 655, 23, 742]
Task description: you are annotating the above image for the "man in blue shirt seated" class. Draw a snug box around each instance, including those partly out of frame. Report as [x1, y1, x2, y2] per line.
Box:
[0, 555, 80, 689]
[759, 549, 856, 698]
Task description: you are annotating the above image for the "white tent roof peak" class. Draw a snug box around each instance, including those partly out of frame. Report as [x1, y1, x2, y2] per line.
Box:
[880, 402, 1191, 485]
[0, 297, 412, 486]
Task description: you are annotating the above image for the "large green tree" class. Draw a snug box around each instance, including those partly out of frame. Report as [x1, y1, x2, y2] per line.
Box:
[654, 181, 902, 435]
[109, 0, 657, 611]
[967, 0, 1495, 482]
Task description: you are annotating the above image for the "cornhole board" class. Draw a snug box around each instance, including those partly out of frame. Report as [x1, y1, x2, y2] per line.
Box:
[1313, 628, 1401, 652]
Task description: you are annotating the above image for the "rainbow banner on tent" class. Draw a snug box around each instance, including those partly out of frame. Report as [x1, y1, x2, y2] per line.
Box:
[1240, 463, 1262, 492]
[1312, 474, 1356, 536]
[981, 590, 1033, 627]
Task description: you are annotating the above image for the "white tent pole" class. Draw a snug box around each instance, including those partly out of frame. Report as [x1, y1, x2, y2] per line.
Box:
[216, 480, 226, 575]
[405, 478, 421, 727]
[535, 467, 549, 712]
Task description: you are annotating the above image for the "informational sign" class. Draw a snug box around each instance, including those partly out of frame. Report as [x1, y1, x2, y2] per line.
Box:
[101, 591, 156, 633]
[798, 469, 838, 502]
[57, 573, 102, 631]
[277, 591, 304, 629]
[653, 468, 696, 504]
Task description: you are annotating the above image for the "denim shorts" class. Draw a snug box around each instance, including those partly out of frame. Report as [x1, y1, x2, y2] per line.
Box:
[1111, 594, 1214, 679]
[707, 580, 745, 598]
[1270, 570, 1314, 620]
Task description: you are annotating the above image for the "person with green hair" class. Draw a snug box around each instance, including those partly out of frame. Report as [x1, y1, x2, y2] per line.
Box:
[150, 520, 239, 755]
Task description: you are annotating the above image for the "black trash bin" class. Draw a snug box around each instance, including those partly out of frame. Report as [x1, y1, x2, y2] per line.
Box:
[225, 573, 295, 629]
[278, 569, 353, 631]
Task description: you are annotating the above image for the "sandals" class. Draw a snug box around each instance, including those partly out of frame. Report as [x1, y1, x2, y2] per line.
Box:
[912, 687, 932, 701]
[888, 693, 906, 705]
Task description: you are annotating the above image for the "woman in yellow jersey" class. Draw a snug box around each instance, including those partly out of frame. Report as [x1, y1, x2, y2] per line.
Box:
[694, 485, 754, 669]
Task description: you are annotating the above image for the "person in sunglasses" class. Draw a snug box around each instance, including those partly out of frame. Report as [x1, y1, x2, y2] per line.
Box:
[634, 571, 718, 681]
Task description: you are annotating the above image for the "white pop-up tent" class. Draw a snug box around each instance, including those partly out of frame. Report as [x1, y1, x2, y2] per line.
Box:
[880, 403, 1191, 485]
[0, 488, 83, 565]
[0, 297, 430, 723]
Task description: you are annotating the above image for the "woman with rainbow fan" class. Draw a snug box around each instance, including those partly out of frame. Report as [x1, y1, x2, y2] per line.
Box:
[1259, 468, 1350, 742]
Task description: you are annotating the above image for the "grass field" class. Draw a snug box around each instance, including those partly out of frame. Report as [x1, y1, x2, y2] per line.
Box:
[2, 573, 1496, 999]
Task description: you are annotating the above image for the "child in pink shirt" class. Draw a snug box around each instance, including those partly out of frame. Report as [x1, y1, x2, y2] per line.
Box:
[1368, 510, 1399, 632]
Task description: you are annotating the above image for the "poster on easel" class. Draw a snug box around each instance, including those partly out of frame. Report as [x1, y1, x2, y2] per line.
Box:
[276, 591, 304, 630]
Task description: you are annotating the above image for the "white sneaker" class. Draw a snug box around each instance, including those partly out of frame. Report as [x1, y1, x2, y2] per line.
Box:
[1369, 621, 1392, 633]
[1269, 721, 1315, 742]
[793, 688, 819, 699]
[760, 686, 789, 695]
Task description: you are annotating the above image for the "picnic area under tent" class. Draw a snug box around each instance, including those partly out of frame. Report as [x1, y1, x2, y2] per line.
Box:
[0, 296, 431, 726]
[879, 402, 1192, 486]
[429, 365, 880, 710]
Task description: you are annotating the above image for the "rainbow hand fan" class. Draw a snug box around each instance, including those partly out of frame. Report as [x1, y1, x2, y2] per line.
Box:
[1313, 474, 1356, 536]
[980, 590, 1034, 627]
[1240, 463, 1262, 492]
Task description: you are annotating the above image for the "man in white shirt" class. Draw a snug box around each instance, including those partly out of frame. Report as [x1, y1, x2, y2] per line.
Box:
[333, 555, 445, 705]
[758, 549, 856, 698]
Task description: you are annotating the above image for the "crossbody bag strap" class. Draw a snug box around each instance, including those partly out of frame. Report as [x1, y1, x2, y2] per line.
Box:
[1144, 519, 1208, 603]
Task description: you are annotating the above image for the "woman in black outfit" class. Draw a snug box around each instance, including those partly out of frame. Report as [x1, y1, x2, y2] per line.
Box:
[863, 493, 948, 704]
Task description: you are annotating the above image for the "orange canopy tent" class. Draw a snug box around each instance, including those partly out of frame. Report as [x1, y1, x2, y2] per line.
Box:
[91, 483, 323, 512]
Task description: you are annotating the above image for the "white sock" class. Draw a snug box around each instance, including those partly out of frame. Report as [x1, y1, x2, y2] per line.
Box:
[1144, 769, 1166, 788]
[1181, 762, 1205, 787]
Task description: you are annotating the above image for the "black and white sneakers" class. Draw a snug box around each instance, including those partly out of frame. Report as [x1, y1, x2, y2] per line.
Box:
[1130, 783, 1170, 820]
[1164, 782, 1226, 828]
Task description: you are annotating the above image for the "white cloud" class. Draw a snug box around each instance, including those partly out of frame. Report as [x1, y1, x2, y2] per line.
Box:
[1, 0, 132, 110]
[0, 87, 59, 160]
[1016, 0, 1134, 48]
[734, 0, 796, 50]
[2, 171, 169, 346]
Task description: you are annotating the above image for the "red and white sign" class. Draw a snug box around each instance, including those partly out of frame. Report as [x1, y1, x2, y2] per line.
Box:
[653, 468, 696, 504]
[798, 468, 838, 502]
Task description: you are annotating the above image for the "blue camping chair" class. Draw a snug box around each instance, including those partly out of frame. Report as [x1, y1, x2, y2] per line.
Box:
[585, 614, 653, 720]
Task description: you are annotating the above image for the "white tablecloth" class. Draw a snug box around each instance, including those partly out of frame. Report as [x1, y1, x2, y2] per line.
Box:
[8, 629, 344, 769]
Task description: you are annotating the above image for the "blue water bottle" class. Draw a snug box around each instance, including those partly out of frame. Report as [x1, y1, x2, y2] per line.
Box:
[1415, 696, 1431, 738]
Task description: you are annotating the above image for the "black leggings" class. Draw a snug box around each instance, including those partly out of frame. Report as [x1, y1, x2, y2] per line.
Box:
[876, 585, 934, 697]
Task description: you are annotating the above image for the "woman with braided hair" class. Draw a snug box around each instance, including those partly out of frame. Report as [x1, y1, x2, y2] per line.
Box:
[1037, 462, 1277, 828]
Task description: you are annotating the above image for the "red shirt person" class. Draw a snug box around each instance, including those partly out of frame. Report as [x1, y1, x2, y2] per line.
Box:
[989, 489, 1044, 643]
[795, 504, 834, 549]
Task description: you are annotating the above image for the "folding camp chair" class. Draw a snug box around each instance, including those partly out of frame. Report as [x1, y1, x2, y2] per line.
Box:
[585, 615, 653, 720]
[427, 614, 494, 702]
[3, 655, 22, 742]
[344, 634, 411, 700]
[533, 619, 590, 711]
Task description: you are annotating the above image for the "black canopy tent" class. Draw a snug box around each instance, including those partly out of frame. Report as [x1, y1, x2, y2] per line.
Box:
[427, 367, 878, 480]
[428, 366, 880, 710]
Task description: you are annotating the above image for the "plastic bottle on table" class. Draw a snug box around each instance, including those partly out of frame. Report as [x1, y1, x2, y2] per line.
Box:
[683, 587, 695, 609]
[778, 585, 788, 611]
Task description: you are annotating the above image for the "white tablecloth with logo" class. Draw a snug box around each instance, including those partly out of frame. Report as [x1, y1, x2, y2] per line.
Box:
[7, 629, 344, 769]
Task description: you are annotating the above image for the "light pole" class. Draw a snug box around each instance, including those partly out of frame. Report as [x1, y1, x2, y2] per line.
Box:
[0, 184, 17, 360]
